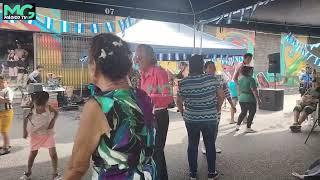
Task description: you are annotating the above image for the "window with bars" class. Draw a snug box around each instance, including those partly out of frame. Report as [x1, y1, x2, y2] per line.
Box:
[61, 10, 115, 35]
[61, 35, 91, 67]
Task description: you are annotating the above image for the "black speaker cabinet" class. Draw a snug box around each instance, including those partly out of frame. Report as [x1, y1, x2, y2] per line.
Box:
[268, 53, 280, 73]
[259, 88, 284, 111]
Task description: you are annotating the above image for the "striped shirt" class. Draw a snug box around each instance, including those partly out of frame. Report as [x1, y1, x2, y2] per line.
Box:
[178, 74, 221, 123]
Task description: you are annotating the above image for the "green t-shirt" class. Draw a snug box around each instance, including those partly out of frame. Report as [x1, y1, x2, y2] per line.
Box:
[238, 76, 257, 103]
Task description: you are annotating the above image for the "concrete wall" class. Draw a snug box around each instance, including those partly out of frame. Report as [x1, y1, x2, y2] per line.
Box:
[254, 32, 281, 73]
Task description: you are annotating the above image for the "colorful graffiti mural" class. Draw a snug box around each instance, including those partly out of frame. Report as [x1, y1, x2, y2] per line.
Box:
[216, 28, 255, 55]
[214, 28, 255, 82]
[280, 34, 307, 86]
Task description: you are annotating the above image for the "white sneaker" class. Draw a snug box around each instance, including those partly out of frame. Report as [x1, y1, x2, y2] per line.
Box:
[202, 147, 206, 154]
[216, 147, 222, 153]
[235, 125, 240, 131]
[19, 172, 31, 180]
[53, 173, 63, 180]
[245, 128, 257, 133]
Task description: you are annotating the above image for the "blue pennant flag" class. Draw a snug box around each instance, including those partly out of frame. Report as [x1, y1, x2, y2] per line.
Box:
[316, 58, 320, 66]
[227, 12, 232, 24]
[310, 44, 320, 50]
[105, 22, 115, 33]
[216, 15, 224, 24]
[60, 20, 70, 33]
[308, 54, 314, 60]
[75, 23, 85, 33]
[301, 48, 308, 57]
[44, 17, 54, 30]
[183, 53, 187, 60]
[240, 8, 245, 22]
[125, 17, 132, 28]
[175, 53, 180, 61]
[118, 19, 126, 32]
[313, 58, 319, 65]
[90, 23, 99, 33]
[247, 4, 258, 24]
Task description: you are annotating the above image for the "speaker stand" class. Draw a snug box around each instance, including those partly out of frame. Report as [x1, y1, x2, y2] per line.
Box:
[274, 73, 277, 89]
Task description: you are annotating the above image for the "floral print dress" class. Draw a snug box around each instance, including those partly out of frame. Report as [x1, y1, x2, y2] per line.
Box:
[89, 85, 157, 180]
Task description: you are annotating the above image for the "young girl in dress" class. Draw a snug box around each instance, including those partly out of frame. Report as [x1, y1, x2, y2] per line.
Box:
[20, 91, 61, 180]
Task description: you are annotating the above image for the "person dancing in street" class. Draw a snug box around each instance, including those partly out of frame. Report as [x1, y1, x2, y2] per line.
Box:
[236, 66, 261, 133]
[135, 44, 173, 180]
[20, 91, 61, 180]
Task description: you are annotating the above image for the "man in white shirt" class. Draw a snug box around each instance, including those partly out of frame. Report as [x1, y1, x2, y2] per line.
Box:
[233, 53, 253, 83]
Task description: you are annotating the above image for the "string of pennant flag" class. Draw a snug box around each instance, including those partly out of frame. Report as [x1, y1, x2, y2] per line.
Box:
[0, 13, 135, 34]
[285, 33, 320, 66]
[202, 0, 276, 25]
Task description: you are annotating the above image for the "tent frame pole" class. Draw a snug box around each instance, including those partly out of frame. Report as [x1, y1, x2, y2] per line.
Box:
[199, 23, 204, 55]
[193, 15, 196, 53]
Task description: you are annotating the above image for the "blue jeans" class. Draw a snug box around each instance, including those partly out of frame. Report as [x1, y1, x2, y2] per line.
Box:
[185, 121, 217, 176]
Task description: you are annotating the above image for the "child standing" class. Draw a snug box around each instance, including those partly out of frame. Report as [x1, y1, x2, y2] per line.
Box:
[21, 91, 61, 180]
[0, 77, 14, 155]
[228, 80, 238, 124]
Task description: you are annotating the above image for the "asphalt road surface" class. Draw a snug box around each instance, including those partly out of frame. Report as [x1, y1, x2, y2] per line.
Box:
[0, 94, 319, 180]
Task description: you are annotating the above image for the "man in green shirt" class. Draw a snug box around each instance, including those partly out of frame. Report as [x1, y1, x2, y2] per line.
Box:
[290, 81, 320, 132]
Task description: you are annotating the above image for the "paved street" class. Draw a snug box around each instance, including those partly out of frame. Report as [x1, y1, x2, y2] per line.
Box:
[1, 94, 320, 180]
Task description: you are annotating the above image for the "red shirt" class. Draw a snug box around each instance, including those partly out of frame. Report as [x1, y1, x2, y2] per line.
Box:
[140, 66, 173, 109]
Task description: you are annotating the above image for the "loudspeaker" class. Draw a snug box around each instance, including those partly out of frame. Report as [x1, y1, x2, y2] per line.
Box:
[268, 53, 280, 73]
[259, 88, 284, 111]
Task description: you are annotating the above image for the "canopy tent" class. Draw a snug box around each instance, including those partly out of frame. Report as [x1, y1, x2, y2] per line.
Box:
[29, 0, 260, 25]
[28, 0, 320, 36]
[206, 0, 320, 36]
[117, 20, 246, 61]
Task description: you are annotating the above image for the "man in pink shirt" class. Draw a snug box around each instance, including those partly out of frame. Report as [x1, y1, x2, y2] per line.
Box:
[135, 44, 173, 180]
[233, 53, 253, 83]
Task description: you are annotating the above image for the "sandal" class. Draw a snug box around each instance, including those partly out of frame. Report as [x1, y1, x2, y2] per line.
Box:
[290, 124, 302, 133]
[292, 172, 304, 179]
[0, 147, 11, 156]
[0, 146, 11, 150]
[19, 172, 31, 180]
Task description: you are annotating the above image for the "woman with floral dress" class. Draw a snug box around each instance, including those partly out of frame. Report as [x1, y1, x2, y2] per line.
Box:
[64, 33, 157, 180]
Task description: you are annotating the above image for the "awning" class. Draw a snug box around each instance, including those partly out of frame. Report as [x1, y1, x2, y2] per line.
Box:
[208, 0, 320, 36]
[117, 20, 246, 61]
[29, 0, 260, 24]
[27, 0, 320, 35]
